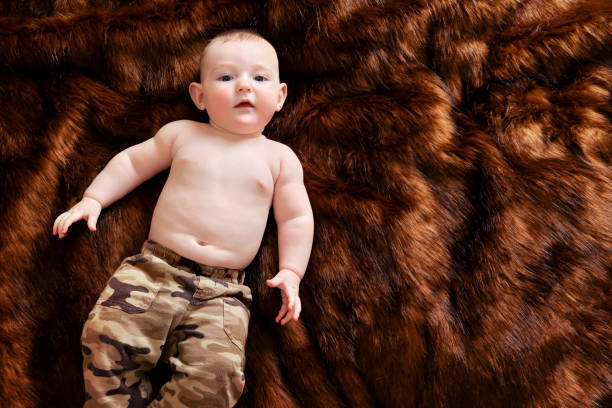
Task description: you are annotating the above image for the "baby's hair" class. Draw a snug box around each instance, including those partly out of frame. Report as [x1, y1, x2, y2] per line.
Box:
[199, 28, 272, 66]
[209, 28, 267, 43]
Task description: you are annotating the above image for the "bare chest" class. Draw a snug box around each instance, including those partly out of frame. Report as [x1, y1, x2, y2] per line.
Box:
[169, 139, 278, 197]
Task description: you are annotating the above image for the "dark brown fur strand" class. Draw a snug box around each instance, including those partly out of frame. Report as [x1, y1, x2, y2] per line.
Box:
[1, 1, 610, 407]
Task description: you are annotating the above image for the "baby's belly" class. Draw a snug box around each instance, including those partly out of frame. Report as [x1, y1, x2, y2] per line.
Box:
[147, 189, 272, 269]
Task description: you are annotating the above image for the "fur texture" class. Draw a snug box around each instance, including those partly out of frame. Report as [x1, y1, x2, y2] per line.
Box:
[0, 1, 610, 407]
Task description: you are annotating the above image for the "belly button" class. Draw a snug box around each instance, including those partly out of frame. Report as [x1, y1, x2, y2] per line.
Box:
[197, 240, 207, 246]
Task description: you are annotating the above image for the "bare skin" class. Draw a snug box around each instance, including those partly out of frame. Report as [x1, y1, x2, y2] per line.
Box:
[52, 36, 314, 325]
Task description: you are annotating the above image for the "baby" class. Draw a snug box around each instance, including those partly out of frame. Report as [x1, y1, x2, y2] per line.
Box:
[52, 29, 314, 408]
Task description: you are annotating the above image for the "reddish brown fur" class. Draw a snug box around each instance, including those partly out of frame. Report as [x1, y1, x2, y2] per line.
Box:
[0, 1, 610, 407]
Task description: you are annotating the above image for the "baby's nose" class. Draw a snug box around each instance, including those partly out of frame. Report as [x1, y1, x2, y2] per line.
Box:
[237, 77, 252, 92]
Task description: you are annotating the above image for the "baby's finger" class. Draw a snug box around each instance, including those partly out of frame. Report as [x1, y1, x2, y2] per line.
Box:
[281, 297, 295, 325]
[55, 213, 70, 236]
[52, 214, 63, 234]
[53, 212, 69, 233]
[61, 211, 82, 236]
[58, 214, 71, 235]
[287, 292, 295, 311]
[276, 303, 288, 323]
[281, 308, 293, 325]
[87, 211, 99, 231]
[292, 297, 302, 321]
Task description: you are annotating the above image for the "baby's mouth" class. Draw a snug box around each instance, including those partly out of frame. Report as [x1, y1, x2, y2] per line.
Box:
[235, 101, 254, 108]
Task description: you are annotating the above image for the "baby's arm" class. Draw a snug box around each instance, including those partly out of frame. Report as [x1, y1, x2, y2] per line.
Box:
[266, 145, 314, 325]
[52, 122, 178, 238]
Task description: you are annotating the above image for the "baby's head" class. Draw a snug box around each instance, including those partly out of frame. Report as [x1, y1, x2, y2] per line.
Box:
[189, 29, 287, 137]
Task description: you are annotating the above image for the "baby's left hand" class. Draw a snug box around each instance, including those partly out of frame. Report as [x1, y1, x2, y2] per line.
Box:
[266, 269, 302, 325]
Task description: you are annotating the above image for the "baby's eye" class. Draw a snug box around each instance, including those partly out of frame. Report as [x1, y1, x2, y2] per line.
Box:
[254, 75, 267, 82]
[218, 75, 232, 82]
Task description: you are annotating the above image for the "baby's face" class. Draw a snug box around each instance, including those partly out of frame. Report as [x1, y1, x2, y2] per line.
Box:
[196, 38, 287, 137]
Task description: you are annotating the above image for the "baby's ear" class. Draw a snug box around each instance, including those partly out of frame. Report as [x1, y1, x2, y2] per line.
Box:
[276, 83, 288, 112]
[188, 82, 205, 110]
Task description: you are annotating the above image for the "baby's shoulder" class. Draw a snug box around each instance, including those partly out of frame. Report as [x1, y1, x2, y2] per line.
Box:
[262, 139, 303, 180]
[263, 138, 297, 160]
[159, 119, 203, 136]
[161, 120, 209, 144]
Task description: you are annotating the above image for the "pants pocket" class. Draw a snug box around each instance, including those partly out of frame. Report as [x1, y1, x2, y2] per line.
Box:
[96, 255, 162, 314]
[222, 288, 251, 351]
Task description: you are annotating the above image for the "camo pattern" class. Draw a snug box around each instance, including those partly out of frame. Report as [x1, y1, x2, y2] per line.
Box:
[81, 240, 251, 408]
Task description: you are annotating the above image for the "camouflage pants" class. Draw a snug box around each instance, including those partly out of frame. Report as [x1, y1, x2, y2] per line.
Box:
[81, 240, 252, 408]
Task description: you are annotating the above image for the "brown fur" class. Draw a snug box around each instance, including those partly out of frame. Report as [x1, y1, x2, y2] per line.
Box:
[0, 1, 610, 407]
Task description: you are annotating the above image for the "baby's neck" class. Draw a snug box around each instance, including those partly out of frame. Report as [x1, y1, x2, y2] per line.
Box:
[207, 121, 265, 141]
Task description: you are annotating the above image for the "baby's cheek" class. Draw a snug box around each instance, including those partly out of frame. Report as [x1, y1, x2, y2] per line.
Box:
[206, 89, 233, 118]
[209, 87, 233, 104]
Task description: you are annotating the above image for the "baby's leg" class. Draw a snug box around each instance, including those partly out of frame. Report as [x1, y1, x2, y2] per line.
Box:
[150, 277, 251, 408]
[81, 254, 175, 407]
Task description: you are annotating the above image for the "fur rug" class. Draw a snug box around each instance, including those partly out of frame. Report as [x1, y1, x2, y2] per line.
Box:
[0, 1, 610, 407]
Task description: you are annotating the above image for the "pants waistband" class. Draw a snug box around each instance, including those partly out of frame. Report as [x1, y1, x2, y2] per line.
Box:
[142, 240, 245, 284]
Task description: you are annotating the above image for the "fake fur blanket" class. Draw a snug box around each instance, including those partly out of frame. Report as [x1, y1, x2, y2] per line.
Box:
[0, 0, 610, 407]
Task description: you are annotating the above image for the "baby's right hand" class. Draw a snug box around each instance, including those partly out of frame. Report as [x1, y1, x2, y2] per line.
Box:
[52, 197, 102, 239]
